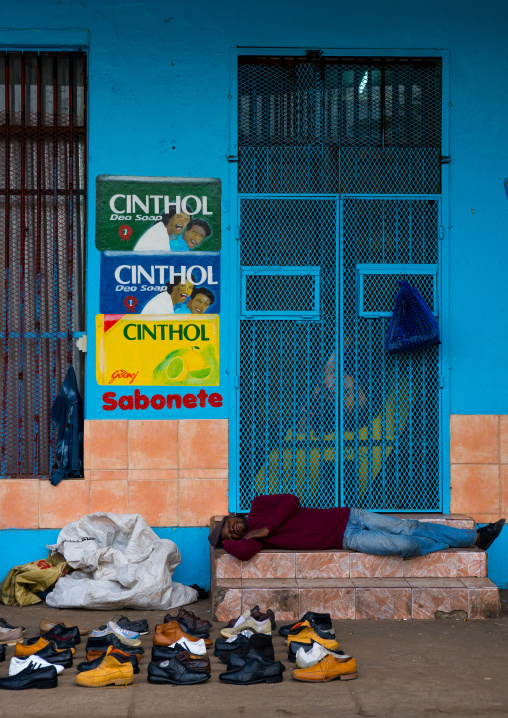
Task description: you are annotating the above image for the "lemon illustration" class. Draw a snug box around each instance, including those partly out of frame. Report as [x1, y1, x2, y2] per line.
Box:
[166, 356, 186, 380]
[188, 367, 212, 380]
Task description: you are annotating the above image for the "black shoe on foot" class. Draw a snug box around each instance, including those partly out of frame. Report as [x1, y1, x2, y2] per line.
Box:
[0, 664, 58, 690]
[147, 658, 210, 685]
[219, 656, 285, 685]
[476, 518, 506, 550]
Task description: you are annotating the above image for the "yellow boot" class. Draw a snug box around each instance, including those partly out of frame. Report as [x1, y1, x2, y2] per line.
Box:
[287, 624, 340, 662]
[292, 654, 358, 682]
[75, 647, 134, 687]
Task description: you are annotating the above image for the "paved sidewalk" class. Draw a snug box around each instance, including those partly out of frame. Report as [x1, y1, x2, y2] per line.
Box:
[0, 594, 507, 718]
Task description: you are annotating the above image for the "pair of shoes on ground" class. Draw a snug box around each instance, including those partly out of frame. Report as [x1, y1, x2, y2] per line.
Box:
[75, 646, 134, 687]
[286, 617, 339, 663]
[278, 611, 332, 638]
[220, 610, 273, 639]
[217, 633, 285, 684]
[97, 615, 149, 636]
[40, 618, 89, 636]
[163, 608, 212, 636]
[147, 645, 211, 685]
[90, 620, 141, 645]
[0, 656, 60, 690]
[85, 633, 145, 662]
[0, 625, 24, 646]
[15, 636, 76, 659]
[226, 604, 277, 631]
[292, 642, 358, 681]
[153, 621, 212, 652]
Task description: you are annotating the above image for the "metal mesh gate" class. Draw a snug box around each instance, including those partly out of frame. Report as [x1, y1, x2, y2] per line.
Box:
[237, 54, 442, 511]
[0, 51, 87, 477]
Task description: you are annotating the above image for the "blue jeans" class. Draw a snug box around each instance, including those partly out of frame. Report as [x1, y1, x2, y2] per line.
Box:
[342, 508, 477, 558]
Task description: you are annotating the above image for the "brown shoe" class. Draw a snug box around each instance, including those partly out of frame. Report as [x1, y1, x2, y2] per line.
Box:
[154, 622, 212, 649]
[163, 608, 212, 633]
[86, 647, 144, 662]
[40, 618, 89, 636]
[0, 627, 24, 646]
[176, 651, 211, 672]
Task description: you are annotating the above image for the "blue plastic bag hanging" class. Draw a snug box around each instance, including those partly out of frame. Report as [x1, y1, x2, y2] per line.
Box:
[385, 281, 440, 354]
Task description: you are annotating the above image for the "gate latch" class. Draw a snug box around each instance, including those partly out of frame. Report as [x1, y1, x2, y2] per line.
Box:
[227, 155, 239, 163]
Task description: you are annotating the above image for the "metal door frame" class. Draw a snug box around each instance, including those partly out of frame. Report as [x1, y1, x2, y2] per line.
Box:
[228, 47, 450, 513]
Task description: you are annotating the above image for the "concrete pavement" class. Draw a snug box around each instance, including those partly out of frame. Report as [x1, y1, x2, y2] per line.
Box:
[0, 594, 507, 718]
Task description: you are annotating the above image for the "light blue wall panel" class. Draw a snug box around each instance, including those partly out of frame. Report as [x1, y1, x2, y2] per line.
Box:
[0, 527, 211, 591]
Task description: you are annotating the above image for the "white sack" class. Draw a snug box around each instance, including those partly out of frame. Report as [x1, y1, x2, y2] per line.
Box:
[45, 512, 198, 610]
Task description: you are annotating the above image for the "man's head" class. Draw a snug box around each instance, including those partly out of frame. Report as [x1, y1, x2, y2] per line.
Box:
[181, 218, 211, 250]
[166, 277, 194, 305]
[186, 287, 215, 315]
[208, 513, 248, 548]
[161, 209, 191, 237]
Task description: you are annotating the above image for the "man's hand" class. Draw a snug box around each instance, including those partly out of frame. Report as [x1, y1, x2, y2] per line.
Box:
[243, 526, 270, 540]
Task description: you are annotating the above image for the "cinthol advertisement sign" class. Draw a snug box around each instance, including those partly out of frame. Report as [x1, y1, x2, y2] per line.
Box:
[95, 175, 221, 252]
[96, 314, 220, 386]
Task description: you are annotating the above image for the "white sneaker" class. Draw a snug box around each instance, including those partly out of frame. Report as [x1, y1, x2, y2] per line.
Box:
[220, 618, 271, 638]
[90, 621, 141, 645]
[9, 655, 64, 676]
[168, 637, 206, 655]
[295, 642, 351, 669]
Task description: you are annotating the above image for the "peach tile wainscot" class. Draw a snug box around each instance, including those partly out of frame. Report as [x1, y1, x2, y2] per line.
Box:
[0, 419, 229, 529]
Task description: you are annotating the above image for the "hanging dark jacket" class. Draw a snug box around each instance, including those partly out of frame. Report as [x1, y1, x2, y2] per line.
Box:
[50, 366, 84, 486]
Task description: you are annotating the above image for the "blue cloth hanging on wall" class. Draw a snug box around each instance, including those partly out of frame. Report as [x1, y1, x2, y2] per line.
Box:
[50, 366, 84, 486]
[385, 281, 441, 354]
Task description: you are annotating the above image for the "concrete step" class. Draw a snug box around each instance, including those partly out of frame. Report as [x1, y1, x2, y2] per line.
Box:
[212, 576, 501, 621]
[210, 513, 501, 620]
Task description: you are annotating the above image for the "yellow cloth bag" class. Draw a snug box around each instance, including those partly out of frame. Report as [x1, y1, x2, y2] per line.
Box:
[0, 554, 69, 606]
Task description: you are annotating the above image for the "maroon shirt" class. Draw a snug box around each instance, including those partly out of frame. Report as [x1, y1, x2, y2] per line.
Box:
[223, 494, 351, 561]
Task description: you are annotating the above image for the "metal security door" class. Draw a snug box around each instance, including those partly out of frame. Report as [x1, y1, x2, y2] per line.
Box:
[235, 54, 443, 512]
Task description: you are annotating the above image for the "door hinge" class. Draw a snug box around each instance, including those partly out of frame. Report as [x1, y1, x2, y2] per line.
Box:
[439, 226, 444, 239]
[235, 227, 240, 241]
[75, 334, 87, 353]
[235, 376, 239, 389]
[227, 155, 239, 163]
[440, 155, 451, 164]
[439, 375, 445, 388]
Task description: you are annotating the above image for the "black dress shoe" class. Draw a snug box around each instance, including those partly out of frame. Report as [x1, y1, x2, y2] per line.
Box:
[214, 632, 251, 657]
[34, 643, 73, 668]
[77, 653, 139, 674]
[0, 644, 5, 662]
[476, 518, 506, 550]
[228, 645, 275, 671]
[0, 663, 58, 690]
[219, 655, 285, 684]
[147, 659, 210, 685]
[98, 616, 149, 636]
[221, 633, 274, 667]
[278, 612, 332, 638]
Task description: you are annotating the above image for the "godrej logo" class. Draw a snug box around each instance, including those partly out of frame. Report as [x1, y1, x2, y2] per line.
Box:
[109, 369, 140, 385]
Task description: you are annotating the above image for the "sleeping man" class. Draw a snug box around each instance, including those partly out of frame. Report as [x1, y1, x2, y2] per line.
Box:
[208, 493, 505, 562]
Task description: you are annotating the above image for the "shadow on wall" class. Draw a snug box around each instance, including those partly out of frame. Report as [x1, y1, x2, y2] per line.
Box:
[0, 526, 211, 594]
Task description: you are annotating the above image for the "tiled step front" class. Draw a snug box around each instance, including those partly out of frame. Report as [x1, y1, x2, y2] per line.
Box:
[210, 514, 501, 620]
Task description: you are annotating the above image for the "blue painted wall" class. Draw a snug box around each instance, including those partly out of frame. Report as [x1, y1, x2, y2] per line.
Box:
[2, 0, 508, 585]
[0, 527, 211, 591]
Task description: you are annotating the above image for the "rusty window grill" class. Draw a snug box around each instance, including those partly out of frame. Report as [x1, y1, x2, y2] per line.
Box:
[0, 51, 87, 477]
